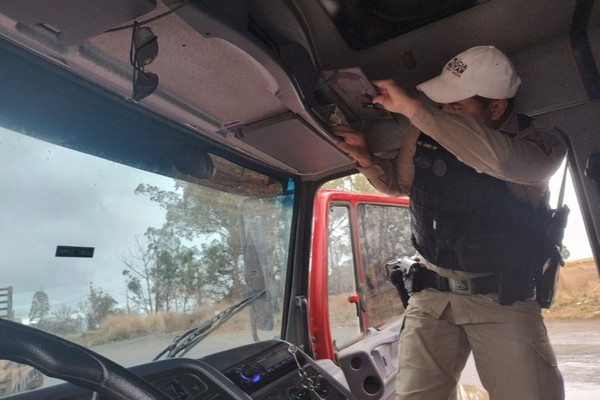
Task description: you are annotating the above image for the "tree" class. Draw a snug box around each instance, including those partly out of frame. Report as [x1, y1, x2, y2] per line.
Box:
[123, 230, 204, 313]
[85, 284, 117, 329]
[321, 174, 379, 193]
[133, 181, 245, 302]
[29, 289, 50, 324]
[129, 159, 291, 311]
[123, 238, 156, 314]
[51, 305, 82, 335]
[201, 240, 238, 300]
[177, 250, 206, 310]
[127, 171, 379, 311]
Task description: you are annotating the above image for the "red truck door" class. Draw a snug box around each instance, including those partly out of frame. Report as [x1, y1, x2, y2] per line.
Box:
[309, 189, 413, 400]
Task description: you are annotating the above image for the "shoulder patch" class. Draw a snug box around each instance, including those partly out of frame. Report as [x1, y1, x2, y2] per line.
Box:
[522, 131, 559, 155]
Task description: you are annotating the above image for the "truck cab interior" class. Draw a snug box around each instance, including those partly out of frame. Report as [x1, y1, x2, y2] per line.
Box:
[0, 1, 599, 399]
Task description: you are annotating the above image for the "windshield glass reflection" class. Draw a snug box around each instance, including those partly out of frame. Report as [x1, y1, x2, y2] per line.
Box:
[0, 126, 293, 394]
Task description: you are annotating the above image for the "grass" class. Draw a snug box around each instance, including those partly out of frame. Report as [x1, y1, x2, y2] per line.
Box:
[67, 303, 232, 347]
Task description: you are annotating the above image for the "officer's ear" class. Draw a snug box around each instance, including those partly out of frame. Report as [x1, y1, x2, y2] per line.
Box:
[489, 99, 508, 121]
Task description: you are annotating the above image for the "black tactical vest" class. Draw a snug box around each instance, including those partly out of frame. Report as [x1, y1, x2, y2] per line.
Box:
[410, 133, 547, 273]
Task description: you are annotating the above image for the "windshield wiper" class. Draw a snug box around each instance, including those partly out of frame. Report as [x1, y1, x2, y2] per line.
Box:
[153, 290, 266, 360]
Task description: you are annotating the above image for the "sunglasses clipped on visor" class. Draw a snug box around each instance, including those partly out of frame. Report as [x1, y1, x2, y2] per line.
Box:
[130, 21, 158, 101]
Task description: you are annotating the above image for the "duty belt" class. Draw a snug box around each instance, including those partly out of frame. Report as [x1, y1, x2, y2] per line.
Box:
[422, 269, 498, 295]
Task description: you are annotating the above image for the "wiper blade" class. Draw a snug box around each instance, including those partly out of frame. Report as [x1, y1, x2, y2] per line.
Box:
[153, 289, 266, 360]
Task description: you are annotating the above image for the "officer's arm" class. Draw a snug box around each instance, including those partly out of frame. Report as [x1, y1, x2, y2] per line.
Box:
[358, 125, 419, 196]
[409, 104, 567, 185]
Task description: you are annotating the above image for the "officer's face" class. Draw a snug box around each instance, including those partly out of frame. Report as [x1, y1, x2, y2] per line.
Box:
[441, 97, 506, 129]
[441, 97, 488, 120]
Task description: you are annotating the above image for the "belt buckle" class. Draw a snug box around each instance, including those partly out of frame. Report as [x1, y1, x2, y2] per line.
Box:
[448, 278, 472, 295]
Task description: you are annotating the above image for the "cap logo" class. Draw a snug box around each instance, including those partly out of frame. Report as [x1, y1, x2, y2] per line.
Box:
[445, 57, 468, 77]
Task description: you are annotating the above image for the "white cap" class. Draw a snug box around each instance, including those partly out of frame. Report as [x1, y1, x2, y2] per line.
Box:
[416, 45, 521, 103]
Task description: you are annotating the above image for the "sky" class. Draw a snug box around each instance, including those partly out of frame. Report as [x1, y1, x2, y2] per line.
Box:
[0, 128, 174, 320]
[548, 161, 593, 261]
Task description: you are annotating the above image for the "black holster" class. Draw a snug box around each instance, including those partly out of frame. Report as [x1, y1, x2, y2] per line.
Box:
[385, 257, 426, 308]
[535, 204, 570, 308]
[497, 268, 535, 306]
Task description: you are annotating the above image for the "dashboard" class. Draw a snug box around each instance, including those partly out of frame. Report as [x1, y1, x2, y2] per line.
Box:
[5, 340, 356, 400]
[203, 340, 352, 400]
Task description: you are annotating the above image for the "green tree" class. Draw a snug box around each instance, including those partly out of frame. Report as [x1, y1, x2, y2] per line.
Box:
[134, 181, 245, 302]
[29, 289, 50, 324]
[129, 160, 290, 311]
[178, 250, 207, 309]
[200, 240, 238, 300]
[123, 229, 204, 313]
[85, 284, 117, 329]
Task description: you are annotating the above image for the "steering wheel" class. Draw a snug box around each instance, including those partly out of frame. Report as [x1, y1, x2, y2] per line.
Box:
[0, 318, 170, 399]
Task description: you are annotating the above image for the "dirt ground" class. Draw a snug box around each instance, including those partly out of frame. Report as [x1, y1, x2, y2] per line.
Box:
[543, 258, 600, 320]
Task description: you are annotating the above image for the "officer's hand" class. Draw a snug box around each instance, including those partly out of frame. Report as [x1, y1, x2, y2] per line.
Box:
[333, 126, 375, 168]
[372, 79, 421, 117]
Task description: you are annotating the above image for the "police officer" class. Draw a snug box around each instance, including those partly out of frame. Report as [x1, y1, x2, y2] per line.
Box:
[335, 46, 566, 400]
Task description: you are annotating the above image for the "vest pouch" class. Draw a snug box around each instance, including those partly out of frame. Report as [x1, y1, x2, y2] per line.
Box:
[433, 217, 456, 250]
[454, 233, 527, 273]
[431, 217, 458, 265]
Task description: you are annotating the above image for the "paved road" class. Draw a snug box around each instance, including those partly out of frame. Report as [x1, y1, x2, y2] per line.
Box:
[41, 319, 600, 399]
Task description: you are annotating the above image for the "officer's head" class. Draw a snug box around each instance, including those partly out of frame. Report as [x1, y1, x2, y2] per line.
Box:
[417, 46, 520, 129]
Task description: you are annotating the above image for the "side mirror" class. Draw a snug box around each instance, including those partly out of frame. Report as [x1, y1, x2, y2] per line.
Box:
[171, 146, 215, 182]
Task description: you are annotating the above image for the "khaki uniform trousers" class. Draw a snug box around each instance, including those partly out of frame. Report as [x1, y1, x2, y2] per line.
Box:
[396, 289, 564, 400]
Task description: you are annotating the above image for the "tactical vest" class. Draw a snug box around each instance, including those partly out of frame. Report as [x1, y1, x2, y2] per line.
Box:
[410, 133, 547, 273]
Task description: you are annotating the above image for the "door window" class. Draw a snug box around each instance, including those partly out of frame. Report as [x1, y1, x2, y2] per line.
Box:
[357, 203, 413, 328]
[327, 204, 361, 348]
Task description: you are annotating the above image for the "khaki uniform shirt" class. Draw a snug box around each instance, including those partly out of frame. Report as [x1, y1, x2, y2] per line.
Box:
[358, 103, 567, 323]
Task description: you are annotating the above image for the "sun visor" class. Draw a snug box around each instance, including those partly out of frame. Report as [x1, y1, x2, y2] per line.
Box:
[0, 0, 156, 45]
[240, 114, 350, 176]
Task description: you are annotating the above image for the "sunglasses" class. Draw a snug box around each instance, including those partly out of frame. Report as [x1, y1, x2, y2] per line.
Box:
[130, 21, 158, 101]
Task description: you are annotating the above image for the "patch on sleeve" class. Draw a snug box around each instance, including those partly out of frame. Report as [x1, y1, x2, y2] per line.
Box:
[522, 131, 559, 155]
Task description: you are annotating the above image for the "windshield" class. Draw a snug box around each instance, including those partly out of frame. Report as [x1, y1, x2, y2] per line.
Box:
[0, 121, 293, 394]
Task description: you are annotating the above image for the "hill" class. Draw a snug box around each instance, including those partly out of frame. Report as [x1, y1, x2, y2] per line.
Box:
[544, 258, 600, 319]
